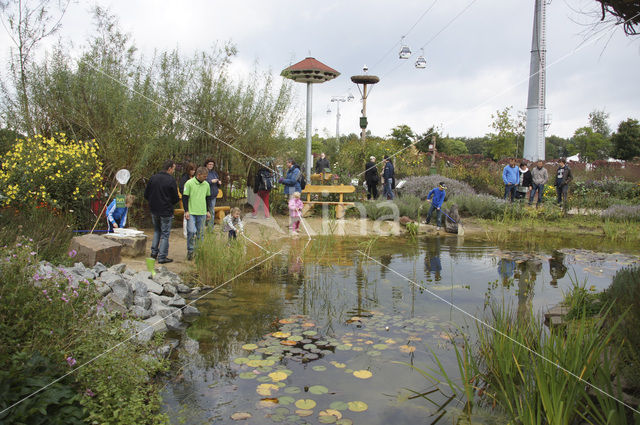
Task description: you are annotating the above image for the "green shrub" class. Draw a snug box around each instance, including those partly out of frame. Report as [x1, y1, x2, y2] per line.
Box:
[194, 231, 249, 285]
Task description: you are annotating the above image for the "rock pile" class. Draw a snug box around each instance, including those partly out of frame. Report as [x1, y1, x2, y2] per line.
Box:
[38, 261, 201, 345]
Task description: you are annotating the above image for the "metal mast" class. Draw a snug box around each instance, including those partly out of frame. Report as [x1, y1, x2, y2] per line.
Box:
[523, 0, 547, 161]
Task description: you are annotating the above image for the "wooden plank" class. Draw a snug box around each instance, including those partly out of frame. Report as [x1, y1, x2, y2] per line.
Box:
[302, 184, 355, 194]
[303, 201, 355, 205]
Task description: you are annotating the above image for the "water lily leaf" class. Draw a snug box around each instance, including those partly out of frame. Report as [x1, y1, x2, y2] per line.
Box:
[231, 412, 252, 420]
[303, 343, 317, 350]
[312, 365, 327, 372]
[352, 347, 363, 352]
[336, 344, 352, 351]
[289, 335, 304, 342]
[366, 350, 381, 357]
[399, 345, 416, 353]
[329, 401, 348, 411]
[241, 343, 258, 351]
[247, 354, 262, 360]
[330, 361, 346, 369]
[233, 357, 249, 365]
[281, 340, 298, 346]
[321, 409, 342, 419]
[239, 372, 257, 379]
[372, 344, 388, 350]
[302, 322, 316, 327]
[278, 368, 293, 376]
[336, 419, 353, 425]
[275, 407, 290, 415]
[284, 386, 302, 394]
[257, 376, 272, 383]
[279, 318, 295, 324]
[385, 338, 396, 344]
[353, 370, 373, 379]
[319, 414, 337, 423]
[246, 359, 263, 367]
[309, 385, 328, 395]
[269, 371, 288, 382]
[272, 331, 291, 339]
[286, 415, 300, 422]
[278, 396, 295, 405]
[295, 399, 317, 409]
[257, 366, 272, 373]
[276, 381, 287, 388]
[256, 383, 279, 396]
[302, 330, 317, 336]
[347, 401, 368, 412]
[295, 409, 314, 417]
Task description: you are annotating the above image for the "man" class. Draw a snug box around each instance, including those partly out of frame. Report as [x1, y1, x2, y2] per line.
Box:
[364, 156, 379, 200]
[382, 155, 395, 200]
[315, 152, 330, 174]
[183, 166, 212, 261]
[425, 182, 446, 231]
[205, 158, 221, 229]
[502, 158, 519, 202]
[529, 160, 549, 206]
[555, 158, 573, 206]
[144, 160, 179, 264]
[279, 158, 301, 198]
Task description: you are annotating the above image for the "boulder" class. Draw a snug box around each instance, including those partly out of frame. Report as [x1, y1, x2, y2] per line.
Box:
[133, 296, 151, 310]
[131, 279, 148, 297]
[103, 233, 147, 257]
[122, 320, 154, 343]
[168, 295, 186, 307]
[162, 284, 177, 297]
[143, 315, 168, 333]
[103, 292, 128, 314]
[182, 305, 200, 319]
[131, 305, 153, 320]
[92, 262, 108, 276]
[99, 272, 133, 308]
[108, 264, 127, 274]
[69, 234, 121, 267]
[176, 283, 191, 293]
[164, 316, 184, 332]
[142, 278, 163, 295]
[95, 282, 112, 297]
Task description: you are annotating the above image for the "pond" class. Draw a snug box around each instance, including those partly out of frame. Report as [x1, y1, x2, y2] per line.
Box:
[161, 235, 639, 425]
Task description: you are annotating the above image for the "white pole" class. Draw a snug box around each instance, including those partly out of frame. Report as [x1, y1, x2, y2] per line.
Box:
[306, 82, 313, 181]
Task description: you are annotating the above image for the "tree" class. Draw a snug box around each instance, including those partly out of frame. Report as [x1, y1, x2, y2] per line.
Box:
[569, 126, 612, 162]
[546, 135, 570, 160]
[439, 138, 469, 155]
[486, 107, 525, 160]
[415, 126, 442, 153]
[594, 0, 640, 35]
[612, 118, 640, 160]
[0, 0, 70, 135]
[389, 124, 415, 148]
[588, 109, 611, 137]
[460, 136, 487, 155]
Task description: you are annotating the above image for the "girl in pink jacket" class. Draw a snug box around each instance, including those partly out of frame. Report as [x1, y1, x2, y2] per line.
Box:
[288, 192, 304, 234]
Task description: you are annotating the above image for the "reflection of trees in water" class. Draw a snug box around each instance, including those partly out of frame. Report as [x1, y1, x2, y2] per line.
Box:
[549, 251, 567, 287]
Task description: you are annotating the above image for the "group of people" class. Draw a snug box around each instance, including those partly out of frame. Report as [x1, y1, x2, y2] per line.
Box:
[144, 159, 243, 264]
[502, 158, 573, 206]
[364, 155, 396, 200]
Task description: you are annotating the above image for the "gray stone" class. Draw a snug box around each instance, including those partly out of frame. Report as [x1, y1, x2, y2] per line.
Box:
[134, 271, 152, 280]
[95, 282, 112, 297]
[73, 262, 87, 272]
[69, 234, 121, 267]
[162, 284, 177, 297]
[132, 279, 148, 297]
[124, 268, 135, 277]
[103, 292, 128, 314]
[168, 295, 186, 307]
[103, 233, 147, 257]
[182, 337, 199, 355]
[131, 305, 153, 320]
[143, 315, 168, 333]
[156, 344, 172, 358]
[164, 316, 184, 332]
[101, 273, 133, 308]
[149, 294, 181, 319]
[37, 261, 54, 278]
[157, 295, 173, 304]
[142, 278, 163, 295]
[176, 283, 191, 293]
[93, 262, 108, 276]
[182, 305, 200, 319]
[167, 339, 180, 349]
[134, 296, 151, 310]
[109, 263, 127, 274]
[122, 320, 155, 343]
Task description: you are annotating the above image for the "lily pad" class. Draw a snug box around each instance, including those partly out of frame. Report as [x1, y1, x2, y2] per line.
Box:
[239, 372, 257, 380]
[272, 331, 291, 339]
[330, 361, 346, 369]
[366, 350, 381, 357]
[295, 409, 314, 417]
[312, 365, 327, 372]
[302, 330, 317, 336]
[372, 344, 388, 350]
[241, 343, 258, 351]
[336, 419, 353, 425]
[309, 385, 328, 395]
[336, 344, 352, 351]
[329, 401, 348, 411]
[289, 335, 304, 342]
[278, 396, 295, 405]
[269, 371, 288, 382]
[353, 370, 373, 379]
[257, 376, 272, 383]
[319, 414, 337, 423]
[231, 412, 252, 420]
[233, 357, 249, 365]
[275, 407, 290, 415]
[284, 386, 302, 394]
[256, 383, 279, 396]
[246, 359, 263, 367]
[303, 343, 317, 350]
[347, 401, 368, 412]
[295, 399, 317, 410]
[399, 345, 416, 353]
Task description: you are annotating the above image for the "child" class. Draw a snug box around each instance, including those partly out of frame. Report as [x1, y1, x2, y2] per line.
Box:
[106, 194, 135, 232]
[425, 182, 446, 231]
[288, 192, 304, 235]
[222, 207, 244, 240]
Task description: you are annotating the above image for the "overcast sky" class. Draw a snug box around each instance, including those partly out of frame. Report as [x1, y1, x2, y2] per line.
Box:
[2, 0, 639, 139]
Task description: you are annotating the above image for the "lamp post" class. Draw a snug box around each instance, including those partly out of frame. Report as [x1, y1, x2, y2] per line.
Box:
[330, 94, 354, 140]
[281, 57, 340, 181]
[351, 66, 379, 143]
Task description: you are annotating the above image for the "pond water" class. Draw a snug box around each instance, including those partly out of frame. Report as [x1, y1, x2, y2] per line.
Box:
[161, 235, 639, 425]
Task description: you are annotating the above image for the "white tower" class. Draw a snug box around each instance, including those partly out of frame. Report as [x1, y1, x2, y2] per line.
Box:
[523, 0, 547, 161]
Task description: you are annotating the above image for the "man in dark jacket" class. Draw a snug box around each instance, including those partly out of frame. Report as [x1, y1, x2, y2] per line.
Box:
[252, 167, 273, 218]
[315, 153, 330, 174]
[144, 160, 179, 264]
[364, 156, 379, 200]
[555, 158, 573, 206]
[205, 158, 221, 229]
[382, 155, 395, 200]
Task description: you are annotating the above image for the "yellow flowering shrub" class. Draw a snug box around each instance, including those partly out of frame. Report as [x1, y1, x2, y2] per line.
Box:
[0, 133, 103, 212]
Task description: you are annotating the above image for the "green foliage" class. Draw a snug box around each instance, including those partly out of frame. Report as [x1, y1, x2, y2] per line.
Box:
[563, 278, 604, 320]
[546, 135, 570, 160]
[612, 118, 640, 160]
[569, 126, 612, 162]
[415, 126, 442, 153]
[193, 231, 249, 285]
[439, 161, 502, 196]
[0, 240, 169, 425]
[449, 193, 506, 219]
[485, 106, 525, 160]
[388, 124, 415, 148]
[570, 177, 640, 209]
[438, 138, 468, 155]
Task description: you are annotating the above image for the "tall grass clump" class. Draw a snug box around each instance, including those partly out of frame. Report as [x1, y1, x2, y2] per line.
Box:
[193, 231, 249, 285]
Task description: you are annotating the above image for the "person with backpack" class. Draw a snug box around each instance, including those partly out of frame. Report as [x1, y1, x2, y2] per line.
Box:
[279, 158, 304, 198]
[252, 166, 273, 218]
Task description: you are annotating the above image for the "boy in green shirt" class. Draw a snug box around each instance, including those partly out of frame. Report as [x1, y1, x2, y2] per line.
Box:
[182, 166, 212, 260]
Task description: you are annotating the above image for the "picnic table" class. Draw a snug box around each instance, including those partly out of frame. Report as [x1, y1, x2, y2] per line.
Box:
[301, 184, 355, 219]
[175, 190, 230, 222]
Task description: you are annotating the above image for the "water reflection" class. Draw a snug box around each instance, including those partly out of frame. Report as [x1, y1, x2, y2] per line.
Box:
[549, 250, 568, 287]
[424, 237, 442, 282]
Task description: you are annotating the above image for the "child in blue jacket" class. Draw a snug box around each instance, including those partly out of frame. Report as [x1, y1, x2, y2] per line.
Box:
[106, 195, 135, 232]
[425, 182, 446, 230]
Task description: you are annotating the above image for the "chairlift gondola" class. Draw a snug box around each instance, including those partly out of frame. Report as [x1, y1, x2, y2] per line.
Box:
[415, 49, 427, 69]
[398, 36, 411, 59]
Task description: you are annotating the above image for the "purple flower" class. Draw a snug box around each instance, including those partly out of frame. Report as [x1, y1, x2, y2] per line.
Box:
[30, 251, 36, 256]
[61, 296, 69, 303]
[85, 388, 96, 397]
[68, 249, 77, 258]
[42, 289, 47, 295]
[66, 356, 76, 367]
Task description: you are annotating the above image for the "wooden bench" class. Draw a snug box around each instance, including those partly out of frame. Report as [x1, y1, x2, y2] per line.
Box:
[175, 190, 230, 222]
[301, 184, 356, 219]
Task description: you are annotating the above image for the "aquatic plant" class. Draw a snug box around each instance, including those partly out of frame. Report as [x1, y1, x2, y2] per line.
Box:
[193, 231, 250, 285]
